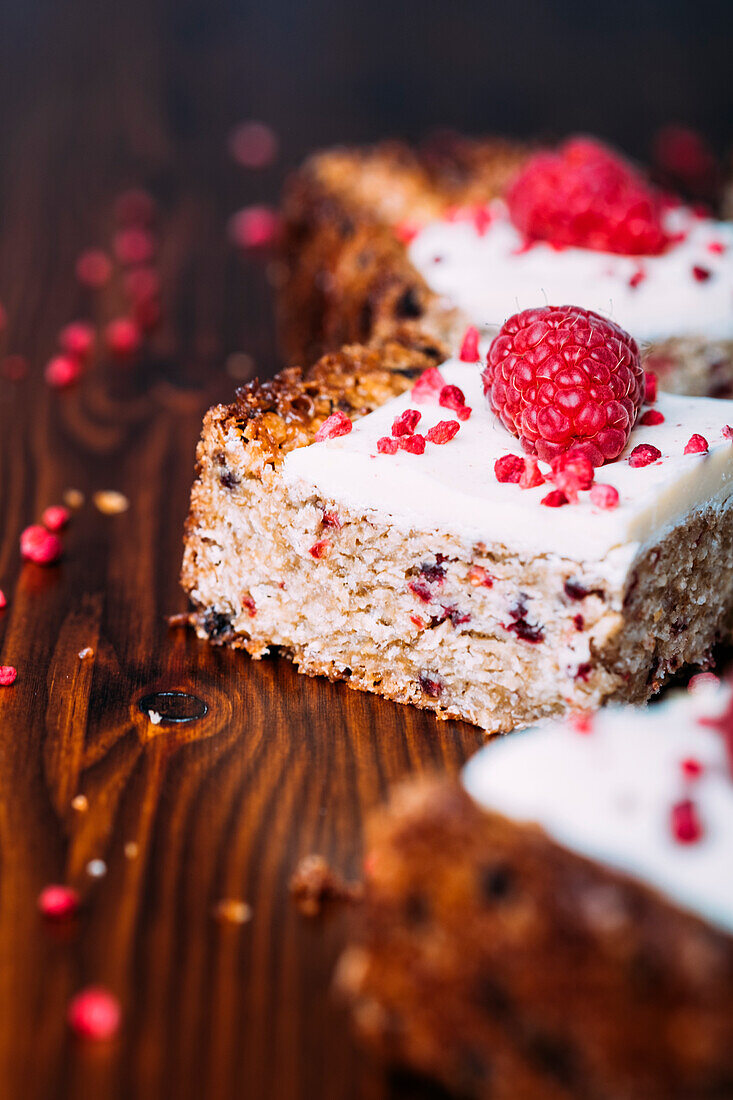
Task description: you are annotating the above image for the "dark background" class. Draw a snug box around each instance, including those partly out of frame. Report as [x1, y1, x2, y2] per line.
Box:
[0, 3, 728, 1099]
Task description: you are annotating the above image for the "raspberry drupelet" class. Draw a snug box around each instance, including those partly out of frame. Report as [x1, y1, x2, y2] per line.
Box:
[483, 305, 644, 465]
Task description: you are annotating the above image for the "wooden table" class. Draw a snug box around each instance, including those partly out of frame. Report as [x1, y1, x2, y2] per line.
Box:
[0, 4, 485, 1097]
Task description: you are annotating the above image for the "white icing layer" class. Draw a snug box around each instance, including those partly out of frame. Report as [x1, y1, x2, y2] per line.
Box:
[282, 360, 733, 566]
[463, 681, 733, 934]
[409, 204, 733, 344]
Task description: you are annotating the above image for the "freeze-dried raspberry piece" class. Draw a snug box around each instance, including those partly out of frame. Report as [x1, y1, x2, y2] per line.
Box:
[315, 411, 352, 442]
[468, 566, 494, 587]
[411, 367, 446, 403]
[38, 885, 79, 920]
[671, 798, 703, 844]
[241, 594, 257, 617]
[377, 436, 399, 455]
[484, 305, 643, 465]
[439, 384, 466, 412]
[20, 525, 62, 564]
[684, 433, 708, 454]
[506, 137, 670, 255]
[590, 483, 620, 509]
[541, 489, 568, 507]
[391, 409, 421, 437]
[408, 581, 432, 604]
[680, 757, 704, 780]
[67, 987, 121, 1041]
[309, 539, 330, 560]
[644, 372, 658, 404]
[0, 666, 17, 686]
[494, 454, 525, 483]
[418, 672, 443, 698]
[458, 325, 480, 363]
[519, 458, 545, 489]
[692, 265, 711, 282]
[45, 355, 82, 389]
[722, 425, 733, 439]
[399, 434, 426, 455]
[628, 444, 661, 467]
[549, 451, 594, 503]
[426, 420, 460, 445]
[639, 409, 664, 426]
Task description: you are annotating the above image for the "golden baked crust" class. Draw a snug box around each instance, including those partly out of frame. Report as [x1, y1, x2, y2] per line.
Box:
[278, 137, 528, 365]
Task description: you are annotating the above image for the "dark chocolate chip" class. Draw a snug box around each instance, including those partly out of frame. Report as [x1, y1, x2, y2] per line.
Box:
[395, 287, 423, 319]
[203, 608, 233, 639]
[479, 863, 515, 902]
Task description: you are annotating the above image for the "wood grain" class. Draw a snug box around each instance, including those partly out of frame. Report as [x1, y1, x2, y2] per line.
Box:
[0, 4, 483, 1098]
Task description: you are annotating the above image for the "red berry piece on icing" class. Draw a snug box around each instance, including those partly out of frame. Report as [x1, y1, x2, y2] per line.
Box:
[45, 355, 82, 389]
[707, 241, 725, 255]
[20, 524, 62, 564]
[541, 489, 568, 508]
[315, 411, 352, 442]
[377, 436, 399, 455]
[0, 666, 17, 686]
[639, 409, 664, 426]
[426, 420, 460, 445]
[309, 539, 330, 560]
[671, 799, 703, 844]
[59, 322, 95, 361]
[458, 325, 480, 363]
[506, 137, 670, 255]
[38, 884, 80, 920]
[228, 205, 281, 249]
[439, 385, 467, 412]
[723, 425, 733, 440]
[391, 409, 421, 437]
[549, 451, 594, 503]
[519, 458, 545, 489]
[629, 444, 661, 467]
[42, 505, 70, 532]
[692, 265, 711, 282]
[680, 758, 704, 780]
[399, 434, 426, 455]
[411, 367, 446, 403]
[684, 434, 708, 454]
[494, 455, 525, 484]
[484, 305, 643, 465]
[75, 249, 112, 288]
[67, 987, 121, 1041]
[644, 372, 658, 404]
[628, 267, 646, 289]
[590, 483, 620, 509]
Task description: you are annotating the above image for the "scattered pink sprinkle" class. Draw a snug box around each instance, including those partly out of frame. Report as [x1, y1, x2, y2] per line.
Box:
[541, 489, 568, 507]
[590, 483, 620, 510]
[67, 987, 121, 1041]
[494, 454, 525, 484]
[680, 757, 704, 780]
[0, 666, 17, 686]
[519, 457, 545, 489]
[458, 326, 480, 363]
[228, 120, 278, 169]
[229, 205, 280, 249]
[58, 321, 95, 361]
[105, 318, 141, 359]
[308, 539, 330, 560]
[549, 451, 594, 503]
[20, 524, 62, 565]
[639, 409, 664, 426]
[708, 240, 725, 255]
[411, 367, 446, 403]
[42, 505, 70, 532]
[426, 420, 460, 445]
[0, 589, 6, 609]
[400, 433, 426, 455]
[377, 436, 399, 455]
[671, 798, 703, 844]
[391, 409, 421, 437]
[643, 372, 658, 404]
[692, 265, 711, 282]
[38, 884, 79, 920]
[684, 433, 708, 454]
[45, 355, 82, 389]
[113, 227, 155, 267]
[315, 410, 352, 442]
[629, 444, 661, 468]
[394, 220, 420, 245]
[75, 249, 112, 288]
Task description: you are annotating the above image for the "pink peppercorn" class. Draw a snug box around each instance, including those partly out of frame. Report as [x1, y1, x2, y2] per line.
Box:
[391, 409, 421, 437]
[684, 433, 708, 454]
[426, 420, 460, 445]
[45, 355, 82, 389]
[67, 987, 121, 1041]
[671, 798, 703, 844]
[42, 505, 71, 532]
[494, 454, 525, 484]
[590, 483, 620, 510]
[458, 326, 480, 363]
[629, 444, 661, 468]
[0, 666, 17, 686]
[314, 411, 352, 442]
[38, 884, 80, 920]
[20, 525, 62, 565]
[639, 409, 664, 426]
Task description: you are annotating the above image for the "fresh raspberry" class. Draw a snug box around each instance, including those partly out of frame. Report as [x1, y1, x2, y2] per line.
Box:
[67, 987, 121, 1041]
[484, 305, 643, 465]
[411, 367, 445, 402]
[391, 409, 421, 437]
[0, 301, 6, 331]
[506, 138, 670, 255]
[590, 483, 619, 510]
[684, 433, 708, 454]
[494, 454, 525, 483]
[399, 434, 426, 455]
[377, 436, 399, 455]
[315, 411, 352, 442]
[38, 884, 80, 920]
[652, 126, 719, 199]
[20, 524, 62, 564]
[644, 371, 658, 404]
[426, 420, 460, 445]
[639, 409, 664, 426]
[629, 444, 661, 467]
[458, 326, 480, 363]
